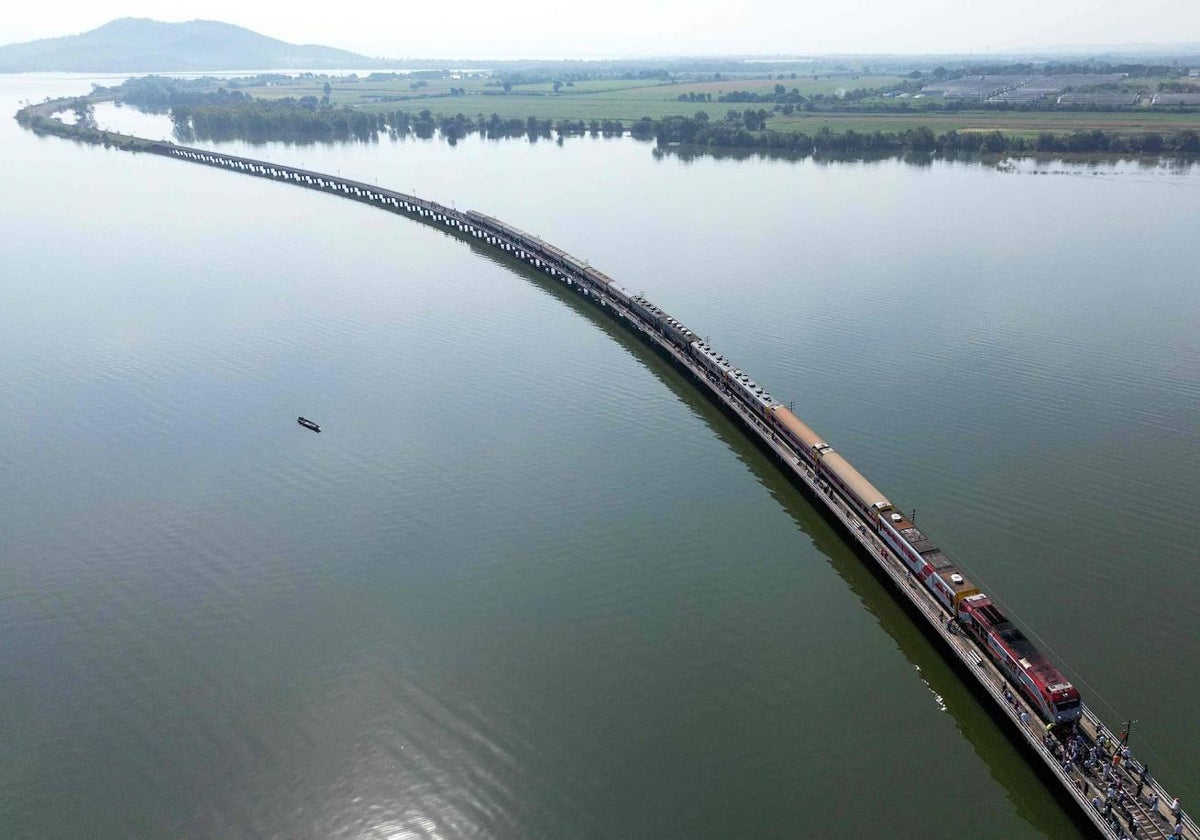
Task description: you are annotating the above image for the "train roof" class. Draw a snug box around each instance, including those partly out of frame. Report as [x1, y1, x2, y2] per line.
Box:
[584, 266, 615, 287]
[769, 406, 826, 450]
[820, 450, 891, 510]
[631, 295, 666, 317]
[881, 512, 978, 596]
[693, 342, 734, 372]
[962, 596, 1075, 692]
[884, 514, 936, 553]
[661, 315, 695, 337]
[465, 210, 504, 230]
[728, 369, 778, 409]
[923, 549, 979, 599]
[465, 210, 548, 251]
[607, 281, 631, 300]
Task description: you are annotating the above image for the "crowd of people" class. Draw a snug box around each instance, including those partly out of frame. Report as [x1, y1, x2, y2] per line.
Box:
[1028, 718, 1187, 839]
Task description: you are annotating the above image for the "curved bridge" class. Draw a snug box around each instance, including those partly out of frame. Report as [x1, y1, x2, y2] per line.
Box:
[153, 143, 544, 263]
[107, 140, 1198, 840]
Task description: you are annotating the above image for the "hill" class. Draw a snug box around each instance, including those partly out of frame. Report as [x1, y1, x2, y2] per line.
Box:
[0, 18, 390, 72]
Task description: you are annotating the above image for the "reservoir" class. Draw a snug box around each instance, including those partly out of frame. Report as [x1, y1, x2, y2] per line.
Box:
[2, 74, 1198, 839]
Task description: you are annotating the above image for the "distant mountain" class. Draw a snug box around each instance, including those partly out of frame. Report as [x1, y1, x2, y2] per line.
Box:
[0, 18, 391, 72]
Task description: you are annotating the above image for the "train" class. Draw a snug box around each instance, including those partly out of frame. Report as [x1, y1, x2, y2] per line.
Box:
[463, 208, 1083, 727]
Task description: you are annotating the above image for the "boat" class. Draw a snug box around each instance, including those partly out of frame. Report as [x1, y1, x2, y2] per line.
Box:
[297, 416, 321, 433]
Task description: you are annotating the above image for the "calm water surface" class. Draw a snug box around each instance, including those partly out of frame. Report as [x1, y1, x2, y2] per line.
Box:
[1, 75, 1198, 839]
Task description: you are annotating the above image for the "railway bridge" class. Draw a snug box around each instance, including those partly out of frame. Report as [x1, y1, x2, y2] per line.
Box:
[133, 140, 1198, 840]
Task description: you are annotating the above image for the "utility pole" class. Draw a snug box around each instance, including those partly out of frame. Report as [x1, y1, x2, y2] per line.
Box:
[911, 508, 917, 525]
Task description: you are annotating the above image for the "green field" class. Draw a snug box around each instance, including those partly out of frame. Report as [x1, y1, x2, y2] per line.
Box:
[237, 73, 911, 122]
[196, 72, 1200, 138]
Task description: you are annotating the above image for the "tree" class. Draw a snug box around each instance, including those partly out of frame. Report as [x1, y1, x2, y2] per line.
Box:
[553, 81, 562, 93]
[908, 125, 935, 152]
[503, 81, 512, 93]
[982, 131, 1008, 153]
[743, 109, 768, 130]
[322, 81, 332, 104]
[1175, 129, 1200, 153]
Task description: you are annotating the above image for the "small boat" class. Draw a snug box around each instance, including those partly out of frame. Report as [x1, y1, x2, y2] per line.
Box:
[297, 416, 321, 433]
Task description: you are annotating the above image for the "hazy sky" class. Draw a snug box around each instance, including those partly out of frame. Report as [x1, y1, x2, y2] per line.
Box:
[2, 0, 1198, 59]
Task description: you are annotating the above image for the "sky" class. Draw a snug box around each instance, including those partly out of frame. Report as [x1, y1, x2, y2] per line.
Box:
[1, 0, 1198, 59]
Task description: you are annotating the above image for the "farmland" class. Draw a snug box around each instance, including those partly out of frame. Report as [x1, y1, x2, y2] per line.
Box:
[765, 109, 1200, 138]
[225, 70, 1200, 138]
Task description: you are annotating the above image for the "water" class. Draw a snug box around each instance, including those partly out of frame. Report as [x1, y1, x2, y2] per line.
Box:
[2, 75, 1198, 839]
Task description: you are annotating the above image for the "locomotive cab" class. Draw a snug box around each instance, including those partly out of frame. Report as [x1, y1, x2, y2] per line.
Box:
[1048, 685, 1083, 723]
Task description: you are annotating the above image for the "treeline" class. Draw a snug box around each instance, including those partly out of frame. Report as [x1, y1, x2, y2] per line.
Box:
[166, 100, 1200, 157]
[704, 83, 902, 106]
[111, 75, 234, 110]
[906, 62, 1183, 80]
[175, 103, 636, 146]
[655, 114, 1200, 155]
[1031, 128, 1199, 154]
[689, 89, 1197, 115]
[381, 110, 629, 143]
[100, 80, 1200, 158]
[173, 100, 382, 143]
[492, 67, 671, 88]
[170, 98, 1200, 157]
[109, 76, 384, 142]
[162, 96, 636, 145]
